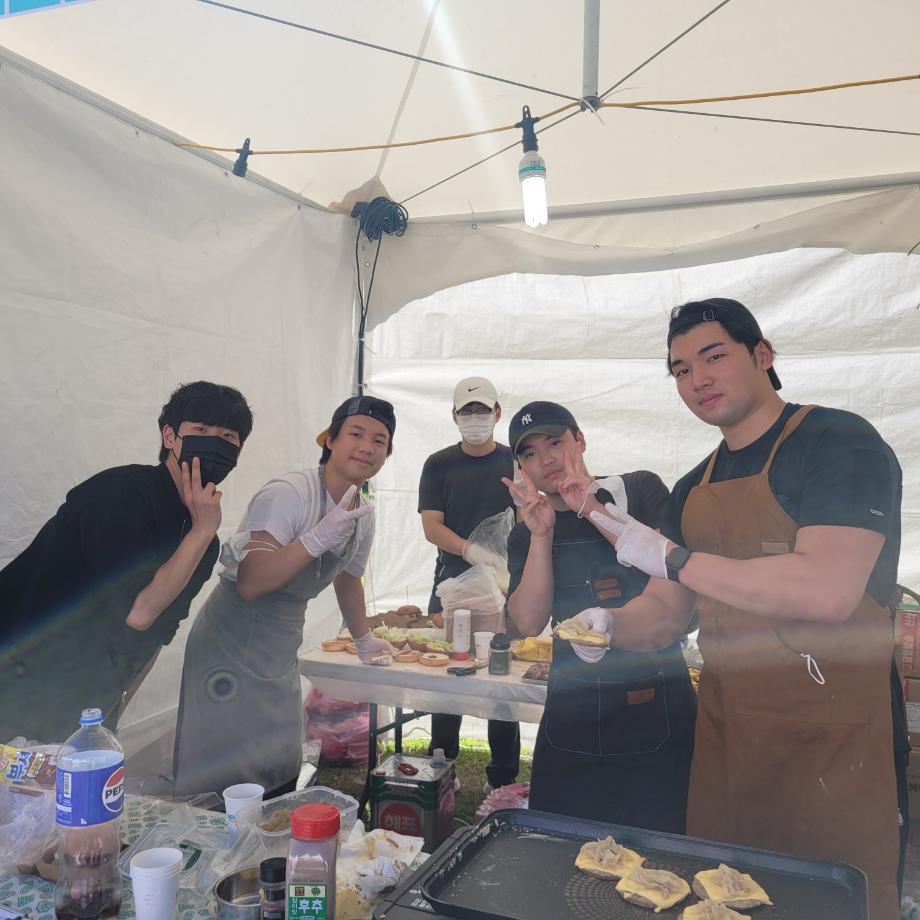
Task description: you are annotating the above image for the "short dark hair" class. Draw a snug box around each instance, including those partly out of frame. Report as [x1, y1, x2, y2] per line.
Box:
[158, 381, 254, 461]
[320, 416, 394, 464]
[666, 297, 780, 389]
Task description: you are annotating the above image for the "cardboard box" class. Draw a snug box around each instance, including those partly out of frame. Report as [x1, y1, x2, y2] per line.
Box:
[896, 601, 920, 680]
[903, 679, 920, 747]
[909, 749, 920, 818]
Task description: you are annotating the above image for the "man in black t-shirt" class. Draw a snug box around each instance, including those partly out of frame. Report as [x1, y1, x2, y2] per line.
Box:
[0, 381, 253, 743]
[503, 401, 696, 829]
[585, 299, 903, 919]
[418, 377, 520, 790]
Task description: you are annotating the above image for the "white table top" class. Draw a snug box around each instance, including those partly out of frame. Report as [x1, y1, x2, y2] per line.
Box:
[298, 648, 547, 723]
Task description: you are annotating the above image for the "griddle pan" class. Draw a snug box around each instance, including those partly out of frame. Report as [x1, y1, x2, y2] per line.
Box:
[421, 809, 867, 920]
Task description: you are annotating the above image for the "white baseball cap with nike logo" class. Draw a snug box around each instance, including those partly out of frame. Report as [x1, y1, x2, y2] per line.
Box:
[453, 376, 499, 411]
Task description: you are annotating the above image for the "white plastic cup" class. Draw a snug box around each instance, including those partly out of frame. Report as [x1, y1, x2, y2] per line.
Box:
[474, 631, 494, 662]
[130, 847, 183, 920]
[222, 782, 264, 837]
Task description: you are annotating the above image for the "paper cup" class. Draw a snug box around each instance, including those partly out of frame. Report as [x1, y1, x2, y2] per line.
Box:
[222, 783, 264, 837]
[474, 631, 494, 662]
[130, 847, 183, 920]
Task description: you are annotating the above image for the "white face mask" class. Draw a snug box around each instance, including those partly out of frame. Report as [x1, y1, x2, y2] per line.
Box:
[457, 413, 495, 446]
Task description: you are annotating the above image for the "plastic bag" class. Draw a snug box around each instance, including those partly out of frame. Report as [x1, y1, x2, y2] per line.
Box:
[435, 564, 506, 648]
[304, 690, 371, 766]
[0, 786, 57, 871]
[465, 508, 515, 595]
[474, 782, 530, 822]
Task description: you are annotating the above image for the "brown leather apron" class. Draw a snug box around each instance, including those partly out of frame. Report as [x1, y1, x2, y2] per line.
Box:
[682, 406, 899, 919]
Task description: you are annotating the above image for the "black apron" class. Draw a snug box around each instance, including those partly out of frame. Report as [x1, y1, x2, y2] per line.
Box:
[529, 525, 697, 833]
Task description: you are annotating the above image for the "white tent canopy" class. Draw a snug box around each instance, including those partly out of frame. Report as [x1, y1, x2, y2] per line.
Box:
[3, 0, 920, 320]
[1, 2, 919, 769]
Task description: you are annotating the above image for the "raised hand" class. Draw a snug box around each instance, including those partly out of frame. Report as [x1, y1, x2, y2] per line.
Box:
[300, 485, 374, 558]
[181, 457, 222, 535]
[590, 503, 670, 578]
[502, 469, 555, 537]
[556, 449, 597, 516]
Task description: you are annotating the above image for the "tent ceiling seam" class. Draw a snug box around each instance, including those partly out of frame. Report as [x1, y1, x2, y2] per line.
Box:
[376, 0, 441, 179]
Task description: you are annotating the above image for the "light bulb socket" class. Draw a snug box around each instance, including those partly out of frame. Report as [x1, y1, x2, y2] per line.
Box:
[516, 105, 540, 153]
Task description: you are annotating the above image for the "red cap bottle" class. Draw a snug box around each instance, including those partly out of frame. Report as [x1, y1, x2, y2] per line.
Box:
[290, 803, 340, 840]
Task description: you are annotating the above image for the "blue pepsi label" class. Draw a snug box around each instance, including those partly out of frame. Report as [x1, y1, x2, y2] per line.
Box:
[55, 760, 124, 826]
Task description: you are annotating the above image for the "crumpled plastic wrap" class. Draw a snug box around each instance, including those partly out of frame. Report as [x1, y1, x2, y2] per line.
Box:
[335, 824, 425, 919]
[0, 785, 57, 872]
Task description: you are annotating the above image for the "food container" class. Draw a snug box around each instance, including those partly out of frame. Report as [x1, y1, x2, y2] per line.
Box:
[237, 787, 358, 858]
[213, 866, 261, 920]
[370, 753, 455, 851]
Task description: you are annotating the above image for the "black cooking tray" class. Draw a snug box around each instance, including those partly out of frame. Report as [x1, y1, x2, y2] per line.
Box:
[420, 809, 867, 920]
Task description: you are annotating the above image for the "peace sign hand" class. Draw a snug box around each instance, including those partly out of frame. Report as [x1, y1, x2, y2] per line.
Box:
[557, 449, 597, 517]
[502, 469, 555, 537]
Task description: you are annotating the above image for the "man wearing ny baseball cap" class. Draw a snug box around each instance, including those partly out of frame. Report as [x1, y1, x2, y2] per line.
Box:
[583, 297, 905, 918]
[503, 400, 696, 831]
[418, 376, 520, 792]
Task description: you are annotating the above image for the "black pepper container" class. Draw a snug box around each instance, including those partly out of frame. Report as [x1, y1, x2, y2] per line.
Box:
[488, 632, 511, 675]
[259, 857, 286, 920]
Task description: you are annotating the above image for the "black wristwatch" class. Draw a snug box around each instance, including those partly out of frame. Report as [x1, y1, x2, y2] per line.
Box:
[665, 545, 692, 583]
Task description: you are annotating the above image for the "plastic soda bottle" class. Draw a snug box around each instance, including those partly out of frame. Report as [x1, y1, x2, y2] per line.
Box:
[54, 708, 125, 920]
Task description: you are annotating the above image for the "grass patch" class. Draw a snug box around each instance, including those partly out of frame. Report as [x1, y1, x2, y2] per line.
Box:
[316, 737, 532, 824]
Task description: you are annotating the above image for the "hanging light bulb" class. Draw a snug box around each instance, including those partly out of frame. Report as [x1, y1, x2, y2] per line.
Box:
[516, 106, 547, 227]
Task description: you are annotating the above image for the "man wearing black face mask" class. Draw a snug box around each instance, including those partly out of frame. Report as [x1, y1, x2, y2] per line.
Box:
[0, 381, 253, 743]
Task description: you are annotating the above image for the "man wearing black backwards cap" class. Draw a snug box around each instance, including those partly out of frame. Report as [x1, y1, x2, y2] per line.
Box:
[0, 381, 253, 744]
[502, 401, 696, 831]
[173, 395, 398, 795]
[586, 299, 904, 919]
[418, 377, 520, 793]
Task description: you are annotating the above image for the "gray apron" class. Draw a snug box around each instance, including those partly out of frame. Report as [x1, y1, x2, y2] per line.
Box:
[173, 470, 358, 795]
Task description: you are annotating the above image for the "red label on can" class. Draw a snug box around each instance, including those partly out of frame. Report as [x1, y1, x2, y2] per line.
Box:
[378, 801, 422, 837]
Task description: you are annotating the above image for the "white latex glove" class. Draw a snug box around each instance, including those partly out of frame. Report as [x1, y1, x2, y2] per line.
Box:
[354, 631, 398, 665]
[300, 485, 374, 557]
[589, 503, 669, 580]
[568, 607, 614, 664]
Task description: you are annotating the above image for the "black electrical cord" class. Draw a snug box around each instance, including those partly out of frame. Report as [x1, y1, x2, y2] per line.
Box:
[353, 198, 409, 389]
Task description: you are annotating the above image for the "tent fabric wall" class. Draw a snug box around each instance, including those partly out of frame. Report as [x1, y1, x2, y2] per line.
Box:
[365, 184, 920, 327]
[2, 8, 920, 770]
[365, 247, 920, 613]
[0, 59, 358, 751]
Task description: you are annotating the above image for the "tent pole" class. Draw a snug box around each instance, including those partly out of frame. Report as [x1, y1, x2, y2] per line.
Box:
[413, 172, 920, 225]
[582, 0, 600, 106]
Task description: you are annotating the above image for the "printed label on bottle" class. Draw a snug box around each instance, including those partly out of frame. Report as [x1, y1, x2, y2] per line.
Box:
[55, 761, 124, 826]
[288, 884, 327, 920]
[260, 904, 284, 920]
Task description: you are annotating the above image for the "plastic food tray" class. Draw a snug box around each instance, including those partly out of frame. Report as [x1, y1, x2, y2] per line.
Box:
[237, 786, 359, 857]
[420, 809, 868, 920]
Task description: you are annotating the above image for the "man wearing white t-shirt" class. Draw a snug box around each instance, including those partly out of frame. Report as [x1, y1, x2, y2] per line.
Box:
[173, 396, 397, 795]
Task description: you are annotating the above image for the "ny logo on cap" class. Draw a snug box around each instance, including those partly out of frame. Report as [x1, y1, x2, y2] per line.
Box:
[521, 414, 532, 425]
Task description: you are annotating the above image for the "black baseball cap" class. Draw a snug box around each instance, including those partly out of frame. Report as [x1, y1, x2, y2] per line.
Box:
[509, 401, 579, 456]
[315, 395, 396, 447]
[667, 298, 781, 391]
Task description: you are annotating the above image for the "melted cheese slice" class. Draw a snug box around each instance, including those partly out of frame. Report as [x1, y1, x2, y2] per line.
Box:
[575, 836, 644, 879]
[553, 617, 609, 647]
[681, 901, 751, 920]
[617, 867, 690, 912]
[693, 864, 772, 907]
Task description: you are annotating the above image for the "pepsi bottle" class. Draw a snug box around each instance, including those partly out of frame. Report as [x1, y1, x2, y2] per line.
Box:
[54, 708, 124, 920]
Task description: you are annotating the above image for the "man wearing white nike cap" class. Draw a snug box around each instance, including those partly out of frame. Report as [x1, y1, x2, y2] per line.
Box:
[418, 377, 520, 791]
